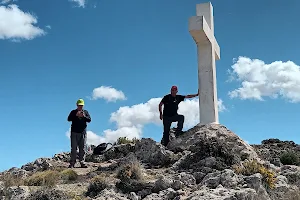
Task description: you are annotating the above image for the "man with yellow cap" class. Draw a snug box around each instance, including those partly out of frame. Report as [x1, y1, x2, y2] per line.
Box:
[67, 98, 91, 168]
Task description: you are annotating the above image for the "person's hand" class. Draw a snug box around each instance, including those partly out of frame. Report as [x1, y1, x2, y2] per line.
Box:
[76, 111, 81, 117]
[79, 111, 84, 117]
[160, 113, 163, 120]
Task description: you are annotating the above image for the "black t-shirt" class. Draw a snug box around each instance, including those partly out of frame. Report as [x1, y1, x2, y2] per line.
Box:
[162, 94, 185, 117]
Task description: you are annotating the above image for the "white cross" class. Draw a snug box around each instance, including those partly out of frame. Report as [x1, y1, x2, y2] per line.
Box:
[189, 2, 221, 125]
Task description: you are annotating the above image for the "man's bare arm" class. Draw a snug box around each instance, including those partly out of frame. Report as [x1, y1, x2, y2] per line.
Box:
[159, 101, 164, 114]
[185, 89, 199, 98]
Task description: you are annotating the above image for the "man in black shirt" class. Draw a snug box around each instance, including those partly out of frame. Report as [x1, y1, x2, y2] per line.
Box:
[67, 98, 91, 168]
[158, 86, 199, 146]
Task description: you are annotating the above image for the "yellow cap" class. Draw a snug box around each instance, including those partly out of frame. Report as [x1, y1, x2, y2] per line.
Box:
[76, 99, 84, 106]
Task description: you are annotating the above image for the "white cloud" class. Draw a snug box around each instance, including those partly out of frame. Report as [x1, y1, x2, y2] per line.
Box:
[228, 56, 300, 103]
[70, 0, 86, 8]
[0, 0, 16, 4]
[66, 97, 226, 145]
[46, 25, 51, 29]
[90, 86, 126, 102]
[0, 4, 46, 41]
[217, 99, 226, 112]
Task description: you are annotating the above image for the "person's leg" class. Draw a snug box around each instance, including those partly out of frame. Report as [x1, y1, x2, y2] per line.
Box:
[174, 114, 184, 136]
[162, 116, 172, 146]
[78, 131, 87, 168]
[69, 132, 77, 167]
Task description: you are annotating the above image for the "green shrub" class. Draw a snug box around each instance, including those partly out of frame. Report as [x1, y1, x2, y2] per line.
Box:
[280, 151, 300, 166]
[60, 169, 78, 182]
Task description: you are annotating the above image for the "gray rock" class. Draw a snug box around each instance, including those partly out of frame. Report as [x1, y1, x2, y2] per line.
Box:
[0, 181, 4, 197]
[21, 158, 53, 172]
[104, 143, 135, 160]
[95, 188, 129, 200]
[5, 186, 30, 200]
[169, 124, 259, 172]
[128, 192, 140, 200]
[280, 165, 300, 186]
[134, 138, 179, 167]
[143, 188, 178, 200]
[186, 186, 263, 200]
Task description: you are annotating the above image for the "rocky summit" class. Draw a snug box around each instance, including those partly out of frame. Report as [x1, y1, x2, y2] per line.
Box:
[1, 124, 300, 200]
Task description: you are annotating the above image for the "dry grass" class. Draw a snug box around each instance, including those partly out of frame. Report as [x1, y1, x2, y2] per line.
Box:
[0, 172, 25, 188]
[116, 137, 139, 145]
[116, 158, 144, 181]
[24, 170, 60, 187]
[60, 169, 78, 182]
[233, 159, 277, 190]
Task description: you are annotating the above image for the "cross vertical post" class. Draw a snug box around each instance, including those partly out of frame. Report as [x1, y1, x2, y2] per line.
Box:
[189, 2, 220, 125]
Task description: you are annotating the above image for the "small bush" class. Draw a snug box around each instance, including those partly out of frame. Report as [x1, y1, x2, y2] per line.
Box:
[24, 170, 59, 187]
[116, 137, 139, 145]
[115, 157, 151, 194]
[280, 151, 300, 166]
[60, 169, 78, 182]
[1, 173, 25, 188]
[233, 160, 277, 190]
[116, 159, 143, 181]
[85, 174, 109, 198]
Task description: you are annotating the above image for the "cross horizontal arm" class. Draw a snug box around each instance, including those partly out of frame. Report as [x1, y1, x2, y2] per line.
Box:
[189, 16, 220, 60]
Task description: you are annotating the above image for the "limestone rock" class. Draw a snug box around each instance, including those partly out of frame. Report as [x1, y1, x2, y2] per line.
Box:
[169, 124, 259, 172]
[0, 181, 4, 198]
[252, 138, 300, 167]
[143, 188, 178, 200]
[25, 188, 70, 200]
[280, 165, 300, 186]
[21, 158, 53, 172]
[5, 186, 30, 200]
[186, 186, 262, 200]
[1, 167, 29, 180]
[94, 188, 133, 200]
[134, 138, 179, 167]
[104, 143, 135, 160]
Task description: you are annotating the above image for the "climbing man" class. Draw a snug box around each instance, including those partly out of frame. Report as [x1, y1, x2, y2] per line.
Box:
[67, 98, 91, 168]
[158, 86, 199, 146]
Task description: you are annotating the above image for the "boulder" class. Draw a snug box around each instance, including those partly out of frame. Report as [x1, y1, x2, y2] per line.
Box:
[170, 124, 259, 174]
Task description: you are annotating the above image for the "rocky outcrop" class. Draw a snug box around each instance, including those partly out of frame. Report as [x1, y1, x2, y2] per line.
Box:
[252, 138, 300, 167]
[0, 123, 299, 200]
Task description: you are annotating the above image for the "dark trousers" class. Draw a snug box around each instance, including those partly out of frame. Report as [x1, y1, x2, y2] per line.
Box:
[162, 114, 184, 146]
[70, 131, 87, 165]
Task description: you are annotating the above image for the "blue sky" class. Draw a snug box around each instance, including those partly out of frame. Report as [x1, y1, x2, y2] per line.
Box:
[1, 0, 300, 171]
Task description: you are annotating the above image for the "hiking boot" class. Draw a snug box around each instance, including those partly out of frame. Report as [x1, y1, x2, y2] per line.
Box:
[68, 164, 74, 168]
[175, 130, 184, 137]
[80, 162, 88, 168]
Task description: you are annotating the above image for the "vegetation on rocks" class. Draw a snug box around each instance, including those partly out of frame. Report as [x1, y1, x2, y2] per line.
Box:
[116, 136, 139, 145]
[24, 170, 60, 187]
[280, 151, 300, 166]
[233, 159, 277, 189]
[1, 124, 300, 200]
[85, 174, 109, 198]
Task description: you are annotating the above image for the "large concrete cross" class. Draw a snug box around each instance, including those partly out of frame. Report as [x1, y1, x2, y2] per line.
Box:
[189, 2, 220, 125]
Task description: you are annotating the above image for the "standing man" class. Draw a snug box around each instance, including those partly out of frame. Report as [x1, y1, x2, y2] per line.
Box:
[158, 86, 198, 146]
[67, 98, 91, 168]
